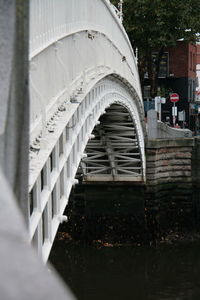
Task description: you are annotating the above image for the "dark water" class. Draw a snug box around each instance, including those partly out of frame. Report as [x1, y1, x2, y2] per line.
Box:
[50, 240, 200, 300]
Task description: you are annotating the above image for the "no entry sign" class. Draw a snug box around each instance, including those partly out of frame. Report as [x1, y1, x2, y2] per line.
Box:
[170, 93, 179, 103]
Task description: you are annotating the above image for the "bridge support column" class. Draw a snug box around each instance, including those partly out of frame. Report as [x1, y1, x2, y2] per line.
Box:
[145, 138, 196, 236]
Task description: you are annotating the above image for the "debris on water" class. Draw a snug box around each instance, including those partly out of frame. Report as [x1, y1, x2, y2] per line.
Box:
[157, 231, 200, 245]
[56, 232, 72, 241]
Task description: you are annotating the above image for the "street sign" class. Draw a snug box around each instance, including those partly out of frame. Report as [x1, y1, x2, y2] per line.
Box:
[170, 93, 179, 103]
[170, 93, 179, 127]
[172, 106, 177, 116]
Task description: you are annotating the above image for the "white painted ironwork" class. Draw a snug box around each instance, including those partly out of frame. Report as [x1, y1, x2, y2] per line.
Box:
[29, 0, 142, 144]
[81, 103, 143, 181]
[118, 0, 124, 22]
[29, 77, 145, 262]
[29, 0, 146, 262]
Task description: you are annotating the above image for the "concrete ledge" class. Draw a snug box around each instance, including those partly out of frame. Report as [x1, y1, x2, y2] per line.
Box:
[157, 121, 192, 138]
[147, 110, 192, 139]
[147, 176, 193, 185]
[146, 138, 194, 149]
[146, 137, 194, 186]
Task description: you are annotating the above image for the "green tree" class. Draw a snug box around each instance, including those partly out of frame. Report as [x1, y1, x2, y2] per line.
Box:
[111, 0, 200, 98]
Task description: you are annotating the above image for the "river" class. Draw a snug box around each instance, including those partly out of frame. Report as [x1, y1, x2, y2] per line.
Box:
[50, 239, 200, 300]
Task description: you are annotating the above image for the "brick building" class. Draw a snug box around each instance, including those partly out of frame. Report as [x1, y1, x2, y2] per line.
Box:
[144, 41, 199, 132]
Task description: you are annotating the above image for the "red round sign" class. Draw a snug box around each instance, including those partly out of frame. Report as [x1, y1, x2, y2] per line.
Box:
[170, 93, 179, 103]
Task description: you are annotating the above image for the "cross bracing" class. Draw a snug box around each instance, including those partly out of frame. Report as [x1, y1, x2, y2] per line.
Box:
[80, 104, 142, 180]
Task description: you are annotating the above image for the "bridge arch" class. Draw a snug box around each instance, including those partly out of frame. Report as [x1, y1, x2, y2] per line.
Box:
[29, 0, 146, 262]
[29, 75, 145, 261]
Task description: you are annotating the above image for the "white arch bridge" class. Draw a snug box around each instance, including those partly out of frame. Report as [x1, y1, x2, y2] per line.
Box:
[28, 0, 146, 262]
[0, 0, 146, 278]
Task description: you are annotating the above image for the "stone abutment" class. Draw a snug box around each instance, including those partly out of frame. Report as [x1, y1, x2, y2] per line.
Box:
[146, 137, 200, 239]
[60, 137, 200, 244]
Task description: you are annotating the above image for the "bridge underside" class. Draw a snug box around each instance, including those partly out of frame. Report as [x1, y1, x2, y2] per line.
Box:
[79, 104, 143, 182]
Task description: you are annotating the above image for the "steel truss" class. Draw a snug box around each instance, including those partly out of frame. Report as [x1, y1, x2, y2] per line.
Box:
[81, 104, 142, 181]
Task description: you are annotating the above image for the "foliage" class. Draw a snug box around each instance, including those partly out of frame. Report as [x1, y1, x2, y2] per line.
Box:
[111, 0, 200, 97]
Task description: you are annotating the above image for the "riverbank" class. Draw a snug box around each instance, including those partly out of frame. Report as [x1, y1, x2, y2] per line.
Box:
[55, 228, 200, 248]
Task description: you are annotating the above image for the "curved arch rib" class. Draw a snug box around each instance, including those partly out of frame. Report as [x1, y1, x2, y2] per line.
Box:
[29, 77, 145, 262]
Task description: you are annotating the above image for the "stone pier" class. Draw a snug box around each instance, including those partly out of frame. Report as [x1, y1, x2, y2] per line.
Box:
[145, 138, 196, 235]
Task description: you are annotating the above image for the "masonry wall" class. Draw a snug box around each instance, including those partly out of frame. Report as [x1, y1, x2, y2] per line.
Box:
[192, 137, 200, 187]
[145, 138, 195, 235]
[146, 138, 194, 185]
[63, 138, 200, 243]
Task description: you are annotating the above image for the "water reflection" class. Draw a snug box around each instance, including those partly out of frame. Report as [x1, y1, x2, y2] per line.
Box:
[50, 241, 200, 300]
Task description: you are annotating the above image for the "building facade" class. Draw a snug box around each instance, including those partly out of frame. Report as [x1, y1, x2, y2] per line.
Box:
[144, 41, 199, 133]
